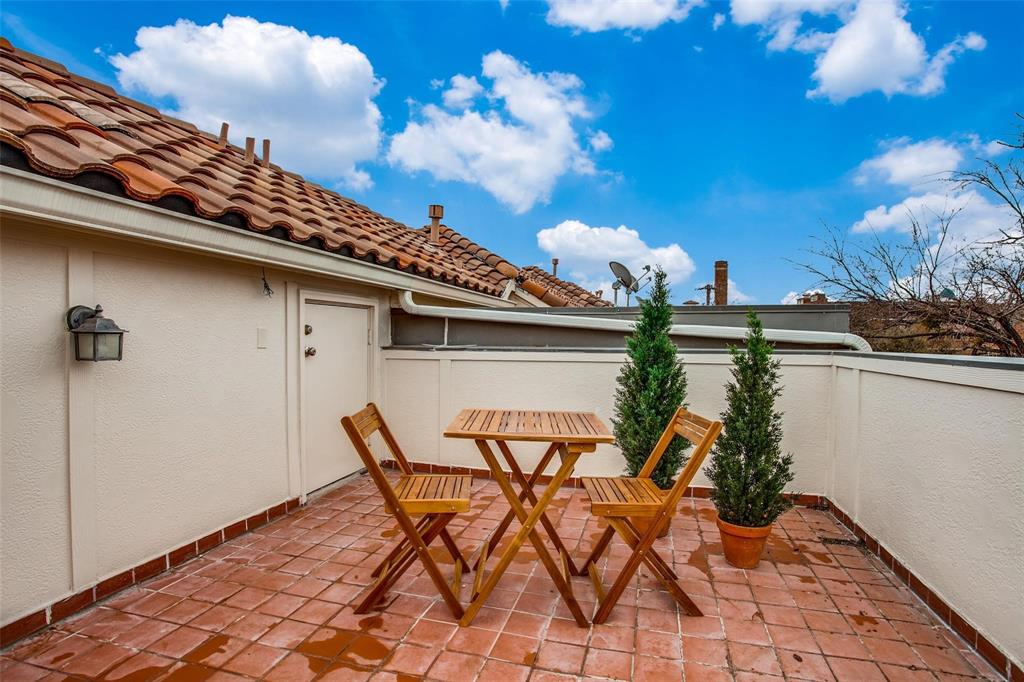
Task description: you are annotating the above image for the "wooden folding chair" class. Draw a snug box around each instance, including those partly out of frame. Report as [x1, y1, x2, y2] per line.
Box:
[340, 403, 471, 618]
[580, 407, 722, 624]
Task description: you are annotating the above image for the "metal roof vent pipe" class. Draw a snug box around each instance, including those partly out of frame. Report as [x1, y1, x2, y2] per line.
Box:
[714, 260, 728, 305]
[551, 258, 559, 277]
[428, 204, 443, 242]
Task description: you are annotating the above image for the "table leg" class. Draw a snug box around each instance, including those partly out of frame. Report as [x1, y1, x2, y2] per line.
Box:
[475, 442, 559, 570]
[463, 440, 588, 627]
[495, 441, 581, 576]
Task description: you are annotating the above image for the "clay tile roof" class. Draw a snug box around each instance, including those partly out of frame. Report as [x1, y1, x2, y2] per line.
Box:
[0, 39, 514, 297]
[517, 265, 613, 308]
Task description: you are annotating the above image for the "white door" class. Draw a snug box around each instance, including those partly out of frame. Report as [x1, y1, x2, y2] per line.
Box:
[303, 301, 371, 494]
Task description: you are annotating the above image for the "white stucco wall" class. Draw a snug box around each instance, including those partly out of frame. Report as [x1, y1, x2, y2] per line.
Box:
[1, 237, 72, 621]
[828, 356, 1024, 668]
[381, 351, 834, 490]
[382, 349, 1023, 666]
[0, 223, 391, 624]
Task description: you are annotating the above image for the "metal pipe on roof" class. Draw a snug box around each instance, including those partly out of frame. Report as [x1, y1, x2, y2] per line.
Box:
[398, 290, 872, 351]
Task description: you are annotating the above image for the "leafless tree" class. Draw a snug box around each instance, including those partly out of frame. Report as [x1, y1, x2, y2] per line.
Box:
[800, 117, 1024, 356]
[950, 113, 1024, 245]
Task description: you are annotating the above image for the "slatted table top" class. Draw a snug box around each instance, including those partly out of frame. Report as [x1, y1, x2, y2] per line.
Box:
[444, 408, 615, 444]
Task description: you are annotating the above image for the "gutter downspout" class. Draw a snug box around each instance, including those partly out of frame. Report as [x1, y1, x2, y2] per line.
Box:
[399, 291, 872, 352]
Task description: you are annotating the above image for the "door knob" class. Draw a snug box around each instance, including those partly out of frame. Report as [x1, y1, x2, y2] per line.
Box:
[305, 347, 317, 357]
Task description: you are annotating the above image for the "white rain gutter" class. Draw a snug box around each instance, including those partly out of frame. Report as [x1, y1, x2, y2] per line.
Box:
[399, 290, 872, 351]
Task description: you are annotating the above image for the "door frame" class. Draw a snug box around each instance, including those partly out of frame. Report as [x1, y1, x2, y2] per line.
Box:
[297, 288, 381, 498]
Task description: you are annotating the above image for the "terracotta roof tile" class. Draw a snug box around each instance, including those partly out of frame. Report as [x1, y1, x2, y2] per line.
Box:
[517, 266, 613, 308]
[0, 40, 516, 297]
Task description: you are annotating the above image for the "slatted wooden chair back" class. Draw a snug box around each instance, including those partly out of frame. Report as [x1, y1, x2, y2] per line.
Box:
[343, 402, 414, 476]
[638, 407, 722, 512]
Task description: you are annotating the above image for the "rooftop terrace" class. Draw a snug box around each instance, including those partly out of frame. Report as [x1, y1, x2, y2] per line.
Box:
[0, 474, 1004, 681]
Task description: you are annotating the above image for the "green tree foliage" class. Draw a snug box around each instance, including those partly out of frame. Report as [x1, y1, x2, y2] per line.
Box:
[612, 268, 688, 489]
[706, 310, 796, 527]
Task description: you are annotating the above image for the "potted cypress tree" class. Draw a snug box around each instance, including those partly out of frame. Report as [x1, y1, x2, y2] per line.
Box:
[706, 310, 795, 568]
[612, 267, 688, 537]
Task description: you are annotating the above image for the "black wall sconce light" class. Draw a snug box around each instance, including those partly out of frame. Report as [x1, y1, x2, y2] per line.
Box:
[66, 304, 127, 361]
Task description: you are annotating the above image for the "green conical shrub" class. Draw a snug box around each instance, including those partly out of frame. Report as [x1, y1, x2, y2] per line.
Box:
[612, 268, 688, 489]
[706, 310, 795, 527]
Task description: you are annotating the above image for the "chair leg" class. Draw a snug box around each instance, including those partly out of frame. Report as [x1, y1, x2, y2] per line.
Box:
[356, 513, 464, 618]
[439, 528, 471, 572]
[621, 518, 679, 581]
[372, 515, 433, 578]
[593, 517, 702, 624]
[581, 526, 615, 572]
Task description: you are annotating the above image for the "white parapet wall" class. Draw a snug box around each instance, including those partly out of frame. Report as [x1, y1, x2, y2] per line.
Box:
[382, 348, 1024, 668]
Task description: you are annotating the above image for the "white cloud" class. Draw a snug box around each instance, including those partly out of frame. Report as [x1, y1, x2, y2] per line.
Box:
[546, 0, 704, 33]
[442, 74, 483, 109]
[111, 16, 383, 190]
[731, 0, 845, 51]
[588, 130, 613, 152]
[536, 219, 696, 298]
[731, 0, 985, 103]
[712, 12, 725, 30]
[692, 45, 704, 53]
[855, 137, 962, 188]
[727, 279, 754, 304]
[852, 189, 1010, 244]
[388, 51, 608, 213]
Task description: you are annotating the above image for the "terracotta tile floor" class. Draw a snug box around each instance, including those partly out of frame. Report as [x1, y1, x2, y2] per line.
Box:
[1, 474, 1002, 681]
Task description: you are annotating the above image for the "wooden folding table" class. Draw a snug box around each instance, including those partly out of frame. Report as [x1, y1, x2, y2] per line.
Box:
[444, 408, 615, 627]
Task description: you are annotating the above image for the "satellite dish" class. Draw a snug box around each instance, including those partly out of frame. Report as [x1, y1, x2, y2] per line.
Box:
[609, 261, 637, 291]
[609, 262, 653, 306]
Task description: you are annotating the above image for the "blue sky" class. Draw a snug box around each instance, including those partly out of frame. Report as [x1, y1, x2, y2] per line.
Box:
[3, 1, 1022, 303]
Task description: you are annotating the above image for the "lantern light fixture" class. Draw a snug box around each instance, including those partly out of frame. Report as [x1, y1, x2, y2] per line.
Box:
[66, 304, 127, 361]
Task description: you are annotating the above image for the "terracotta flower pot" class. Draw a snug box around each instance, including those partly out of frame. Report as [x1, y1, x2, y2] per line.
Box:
[717, 515, 772, 569]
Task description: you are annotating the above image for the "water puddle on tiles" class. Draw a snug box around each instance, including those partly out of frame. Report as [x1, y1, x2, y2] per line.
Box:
[49, 651, 76, 665]
[101, 662, 175, 682]
[763, 536, 808, 565]
[159, 663, 216, 681]
[182, 634, 229, 663]
[336, 634, 390, 667]
[299, 629, 357, 658]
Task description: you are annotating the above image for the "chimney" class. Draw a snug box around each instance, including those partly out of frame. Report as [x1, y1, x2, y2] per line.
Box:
[800, 292, 828, 305]
[428, 204, 444, 243]
[551, 258, 559, 277]
[218, 122, 229, 147]
[595, 289, 603, 299]
[714, 260, 728, 305]
[261, 139, 271, 168]
[244, 136, 255, 164]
